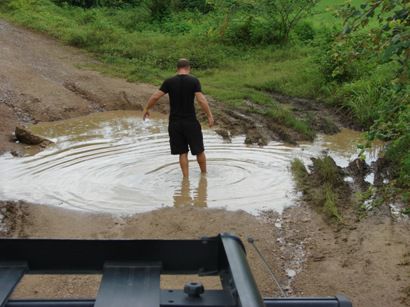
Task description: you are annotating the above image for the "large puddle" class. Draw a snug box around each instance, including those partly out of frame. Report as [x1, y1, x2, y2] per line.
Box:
[0, 111, 381, 215]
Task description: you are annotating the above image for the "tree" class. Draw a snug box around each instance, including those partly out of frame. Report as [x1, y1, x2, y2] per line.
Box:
[263, 0, 318, 42]
[206, 0, 254, 38]
[339, 0, 409, 84]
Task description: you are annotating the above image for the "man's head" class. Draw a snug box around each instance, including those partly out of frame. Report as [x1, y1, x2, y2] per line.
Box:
[177, 58, 191, 74]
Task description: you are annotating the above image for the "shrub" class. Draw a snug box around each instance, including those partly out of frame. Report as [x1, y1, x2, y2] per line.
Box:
[294, 21, 316, 42]
[316, 32, 377, 83]
[222, 13, 279, 45]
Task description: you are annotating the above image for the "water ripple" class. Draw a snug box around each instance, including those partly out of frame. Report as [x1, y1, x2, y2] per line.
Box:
[0, 111, 373, 215]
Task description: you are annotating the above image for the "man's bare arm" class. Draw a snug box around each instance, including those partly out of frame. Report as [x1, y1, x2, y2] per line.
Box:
[143, 90, 165, 120]
[195, 92, 214, 127]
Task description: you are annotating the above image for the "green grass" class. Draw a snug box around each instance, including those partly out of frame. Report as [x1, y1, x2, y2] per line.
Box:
[291, 158, 309, 186]
[307, 0, 364, 27]
[291, 157, 344, 223]
[323, 184, 342, 222]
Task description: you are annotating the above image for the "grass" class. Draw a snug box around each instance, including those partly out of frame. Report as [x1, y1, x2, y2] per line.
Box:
[291, 157, 345, 223]
[323, 184, 342, 222]
[307, 0, 374, 28]
[291, 158, 308, 187]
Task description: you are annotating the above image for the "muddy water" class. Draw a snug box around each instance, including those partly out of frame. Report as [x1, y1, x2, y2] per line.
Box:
[0, 111, 380, 215]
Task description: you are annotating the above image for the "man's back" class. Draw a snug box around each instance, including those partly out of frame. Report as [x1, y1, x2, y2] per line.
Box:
[143, 58, 213, 177]
[160, 74, 201, 121]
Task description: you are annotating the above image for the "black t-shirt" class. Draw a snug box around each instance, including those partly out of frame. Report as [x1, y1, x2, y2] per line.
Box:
[159, 74, 202, 121]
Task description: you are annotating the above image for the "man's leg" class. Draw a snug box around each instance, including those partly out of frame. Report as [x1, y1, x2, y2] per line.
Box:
[179, 153, 189, 177]
[196, 151, 207, 173]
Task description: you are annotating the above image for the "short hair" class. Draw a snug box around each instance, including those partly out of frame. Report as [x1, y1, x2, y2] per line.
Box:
[177, 58, 190, 69]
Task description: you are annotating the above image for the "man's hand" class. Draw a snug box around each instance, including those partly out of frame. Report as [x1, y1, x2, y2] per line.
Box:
[195, 92, 214, 128]
[143, 90, 166, 121]
[208, 115, 215, 128]
[143, 108, 150, 121]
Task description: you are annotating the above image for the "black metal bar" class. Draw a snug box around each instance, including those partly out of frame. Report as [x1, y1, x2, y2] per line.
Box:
[0, 238, 221, 274]
[95, 262, 161, 307]
[0, 263, 27, 307]
[161, 289, 236, 306]
[220, 234, 265, 307]
[0, 236, 353, 307]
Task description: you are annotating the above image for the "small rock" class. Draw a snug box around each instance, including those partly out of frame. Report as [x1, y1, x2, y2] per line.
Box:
[285, 269, 296, 278]
[312, 255, 325, 262]
[10, 150, 22, 157]
[215, 128, 230, 140]
[15, 126, 53, 146]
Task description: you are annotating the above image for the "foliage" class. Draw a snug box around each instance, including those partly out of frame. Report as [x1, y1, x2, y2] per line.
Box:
[207, 0, 318, 44]
[53, 0, 141, 8]
[291, 158, 308, 187]
[291, 157, 345, 223]
[337, 0, 410, 188]
[263, 0, 319, 42]
[222, 13, 280, 45]
[52, 0, 212, 13]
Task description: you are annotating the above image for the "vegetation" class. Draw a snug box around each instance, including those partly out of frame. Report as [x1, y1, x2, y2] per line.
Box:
[0, 0, 408, 202]
[291, 157, 346, 222]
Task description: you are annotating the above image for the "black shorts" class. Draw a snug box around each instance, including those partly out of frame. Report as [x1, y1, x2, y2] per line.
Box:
[168, 119, 204, 155]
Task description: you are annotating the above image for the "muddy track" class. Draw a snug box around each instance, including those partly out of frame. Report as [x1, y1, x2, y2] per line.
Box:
[0, 19, 409, 307]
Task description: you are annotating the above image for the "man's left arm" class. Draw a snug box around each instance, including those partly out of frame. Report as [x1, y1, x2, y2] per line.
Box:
[143, 90, 166, 121]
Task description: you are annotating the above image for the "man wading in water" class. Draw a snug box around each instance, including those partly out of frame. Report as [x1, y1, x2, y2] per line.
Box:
[143, 59, 214, 177]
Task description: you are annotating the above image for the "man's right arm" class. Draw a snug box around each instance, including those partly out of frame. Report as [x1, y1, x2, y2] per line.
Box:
[195, 92, 214, 127]
[143, 90, 166, 121]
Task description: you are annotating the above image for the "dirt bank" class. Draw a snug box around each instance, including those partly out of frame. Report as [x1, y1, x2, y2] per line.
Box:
[0, 19, 165, 154]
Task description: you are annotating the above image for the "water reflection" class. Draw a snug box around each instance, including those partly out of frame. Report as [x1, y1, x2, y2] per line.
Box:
[173, 175, 208, 208]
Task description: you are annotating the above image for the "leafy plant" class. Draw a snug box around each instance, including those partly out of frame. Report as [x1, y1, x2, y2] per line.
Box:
[263, 0, 319, 42]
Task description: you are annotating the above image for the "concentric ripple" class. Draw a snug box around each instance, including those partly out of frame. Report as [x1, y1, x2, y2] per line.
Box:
[0, 111, 377, 215]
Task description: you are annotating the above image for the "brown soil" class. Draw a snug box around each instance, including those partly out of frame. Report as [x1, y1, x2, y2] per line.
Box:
[0, 20, 168, 155]
[0, 19, 409, 307]
[270, 92, 361, 133]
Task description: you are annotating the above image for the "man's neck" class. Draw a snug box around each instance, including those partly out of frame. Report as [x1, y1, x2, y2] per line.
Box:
[177, 69, 190, 75]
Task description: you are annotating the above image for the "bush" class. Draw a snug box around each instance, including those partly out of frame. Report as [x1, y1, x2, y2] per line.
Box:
[316, 32, 377, 83]
[53, 0, 142, 8]
[294, 21, 315, 42]
[222, 13, 279, 45]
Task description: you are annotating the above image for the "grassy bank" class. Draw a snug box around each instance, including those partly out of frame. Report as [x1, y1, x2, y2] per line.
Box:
[0, 0, 408, 203]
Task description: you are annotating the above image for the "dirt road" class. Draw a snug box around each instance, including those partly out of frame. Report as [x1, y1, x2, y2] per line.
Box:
[0, 19, 165, 154]
[0, 19, 409, 306]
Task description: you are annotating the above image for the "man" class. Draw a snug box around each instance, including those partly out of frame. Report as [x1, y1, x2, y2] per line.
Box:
[143, 59, 214, 177]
